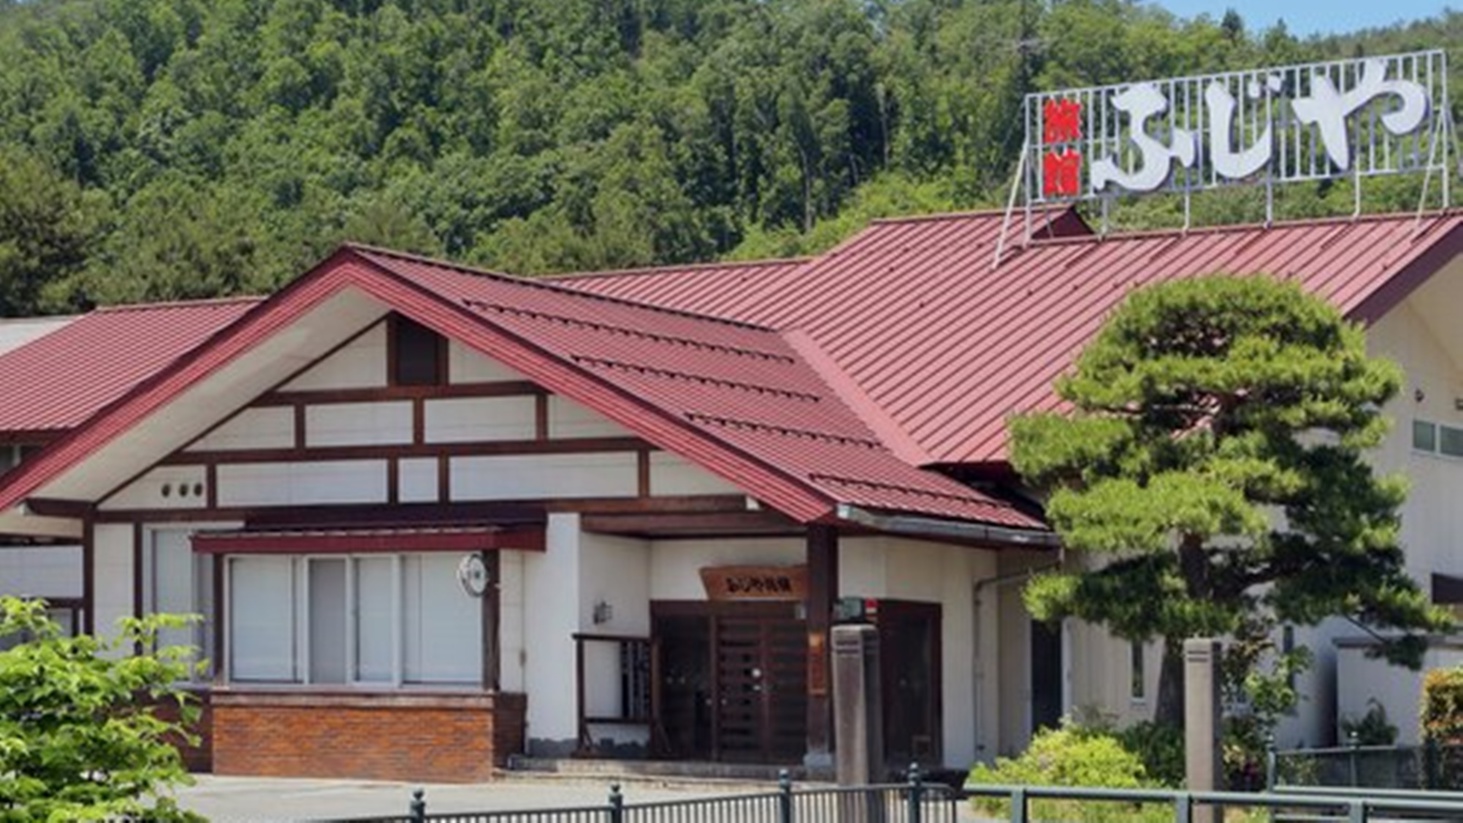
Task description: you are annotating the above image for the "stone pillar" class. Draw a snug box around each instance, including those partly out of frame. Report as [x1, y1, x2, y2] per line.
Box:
[833, 624, 883, 784]
[1184, 638, 1223, 823]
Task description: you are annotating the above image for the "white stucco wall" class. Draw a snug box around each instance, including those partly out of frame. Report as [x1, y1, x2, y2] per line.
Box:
[521, 513, 584, 752]
[282, 323, 387, 390]
[0, 545, 81, 599]
[578, 532, 652, 749]
[1337, 638, 1463, 745]
[93, 524, 135, 636]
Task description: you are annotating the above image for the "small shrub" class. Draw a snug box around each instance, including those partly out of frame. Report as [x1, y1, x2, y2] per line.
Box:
[1341, 699, 1398, 746]
[1422, 668, 1463, 743]
[1117, 721, 1185, 787]
[968, 724, 1169, 823]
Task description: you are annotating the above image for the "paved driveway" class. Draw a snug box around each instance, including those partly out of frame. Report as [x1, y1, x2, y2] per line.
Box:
[171, 775, 762, 822]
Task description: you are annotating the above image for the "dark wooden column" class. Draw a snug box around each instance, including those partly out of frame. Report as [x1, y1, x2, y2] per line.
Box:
[81, 513, 96, 635]
[482, 551, 501, 691]
[805, 524, 838, 764]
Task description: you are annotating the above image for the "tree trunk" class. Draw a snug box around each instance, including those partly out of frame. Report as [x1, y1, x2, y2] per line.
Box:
[1156, 535, 1211, 729]
[1156, 637, 1186, 729]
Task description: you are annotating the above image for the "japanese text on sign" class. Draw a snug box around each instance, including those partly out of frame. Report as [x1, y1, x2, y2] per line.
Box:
[1025, 50, 1446, 204]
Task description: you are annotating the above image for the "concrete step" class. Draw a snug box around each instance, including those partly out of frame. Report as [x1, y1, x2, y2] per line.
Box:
[502, 756, 827, 789]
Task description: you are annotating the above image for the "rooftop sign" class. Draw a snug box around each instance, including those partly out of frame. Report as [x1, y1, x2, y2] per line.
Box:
[1019, 50, 1452, 211]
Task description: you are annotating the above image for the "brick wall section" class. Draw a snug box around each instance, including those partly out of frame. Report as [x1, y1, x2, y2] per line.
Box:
[145, 689, 213, 773]
[211, 690, 527, 782]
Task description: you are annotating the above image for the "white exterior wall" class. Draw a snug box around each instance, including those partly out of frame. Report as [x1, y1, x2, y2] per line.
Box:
[186, 407, 294, 452]
[1338, 639, 1463, 745]
[521, 513, 584, 753]
[92, 524, 135, 636]
[578, 532, 652, 750]
[0, 545, 82, 598]
[1366, 297, 1463, 582]
[282, 323, 387, 390]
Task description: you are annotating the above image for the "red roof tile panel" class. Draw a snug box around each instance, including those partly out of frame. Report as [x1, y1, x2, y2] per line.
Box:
[0, 298, 262, 435]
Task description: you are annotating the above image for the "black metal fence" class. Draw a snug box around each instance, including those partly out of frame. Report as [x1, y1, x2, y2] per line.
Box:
[1269, 735, 1463, 791]
[316, 767, 961, 823]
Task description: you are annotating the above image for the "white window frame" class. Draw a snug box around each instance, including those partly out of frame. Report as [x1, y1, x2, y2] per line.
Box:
[225, 552, 477, 688]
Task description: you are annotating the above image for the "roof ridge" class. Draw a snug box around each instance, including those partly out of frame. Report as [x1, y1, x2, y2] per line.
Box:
[467, 300, 794, 361]
[548, 256, 813, 282]
[95, 295, 266, 313]
[867, 205, 1072, 226]
[348, 243, 783, 334]
[1034, 209, 1463, 247]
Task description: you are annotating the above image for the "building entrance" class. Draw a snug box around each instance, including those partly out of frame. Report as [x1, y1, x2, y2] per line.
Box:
[652, 601, 807, 763]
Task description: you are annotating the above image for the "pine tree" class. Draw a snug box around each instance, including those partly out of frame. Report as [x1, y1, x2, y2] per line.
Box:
[1009, 275, 1453, 729]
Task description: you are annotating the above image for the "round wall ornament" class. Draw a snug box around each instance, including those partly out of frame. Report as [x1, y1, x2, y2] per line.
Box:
[457, 553, 489, 598]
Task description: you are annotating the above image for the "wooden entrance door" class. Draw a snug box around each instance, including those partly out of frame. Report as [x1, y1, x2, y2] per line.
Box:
[653, 602, 806, 763]
[878, 600, 943, 765]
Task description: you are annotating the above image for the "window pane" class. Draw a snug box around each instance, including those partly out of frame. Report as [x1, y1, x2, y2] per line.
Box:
[403, 554, 481, 684]
[1442, 425, 1463, 457]
[231, 557, 296, 681]
[1414, 420, 1438, 452]
[355, 557, 394, 683]
[151, 531, 196, 653]
[309, 559, 348, 684]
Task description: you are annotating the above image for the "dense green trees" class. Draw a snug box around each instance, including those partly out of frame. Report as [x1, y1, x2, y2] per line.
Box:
[0, 0, 1459, 312]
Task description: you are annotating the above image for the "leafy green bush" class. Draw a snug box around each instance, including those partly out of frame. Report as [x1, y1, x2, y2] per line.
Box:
[1117, 721, 1185, 787]
[0, 597, 205, 821]
[968, 724, 1169, 823]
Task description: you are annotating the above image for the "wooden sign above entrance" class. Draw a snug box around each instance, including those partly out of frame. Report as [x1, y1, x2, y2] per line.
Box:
[700, 565, 808, 601]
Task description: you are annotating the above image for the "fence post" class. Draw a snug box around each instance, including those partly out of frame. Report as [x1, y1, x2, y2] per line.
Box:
[608, 783, 624, 823]
[906, 762, 923, 823]
[409, 787, 426, 823]
[778, 768, 793, 823]
[1174, 793, 1192, 823]
[1347, 800, 1365, 823]
[1425, 736, 1441, 790]
[1265, 732, 1277, 791]
[1010, 788, 1027, 823]
[1347, 730, 1360, 788]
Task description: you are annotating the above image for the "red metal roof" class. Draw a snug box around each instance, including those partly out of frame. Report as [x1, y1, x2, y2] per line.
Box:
[352, 247, 1042, 528]
[561, 209, 1463, 465]
[0, 298, 261, 435]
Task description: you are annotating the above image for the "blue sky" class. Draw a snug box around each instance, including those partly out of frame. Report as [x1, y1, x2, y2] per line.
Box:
[1152, 1, 1452, 37]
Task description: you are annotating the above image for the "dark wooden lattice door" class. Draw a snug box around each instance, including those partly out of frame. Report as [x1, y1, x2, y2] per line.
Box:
[712, 609, 807, 763]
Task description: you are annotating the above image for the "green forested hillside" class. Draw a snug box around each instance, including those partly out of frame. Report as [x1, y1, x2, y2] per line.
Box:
[0, 0, 1458, 313]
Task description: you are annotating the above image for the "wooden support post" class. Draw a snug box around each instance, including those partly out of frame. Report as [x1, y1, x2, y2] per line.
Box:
[81, 514, 95, 635]
[482, 551, 500, 691]
[806, 524, 838, 770]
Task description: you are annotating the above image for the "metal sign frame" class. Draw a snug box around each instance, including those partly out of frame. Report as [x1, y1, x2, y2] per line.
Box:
[995, 50, 1457, 265]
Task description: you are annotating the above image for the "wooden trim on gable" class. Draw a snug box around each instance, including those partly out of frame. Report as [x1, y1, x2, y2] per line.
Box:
[256, 381, 542, 407]
[161, 436, 649, 466]
[90, 494, 753, 525]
